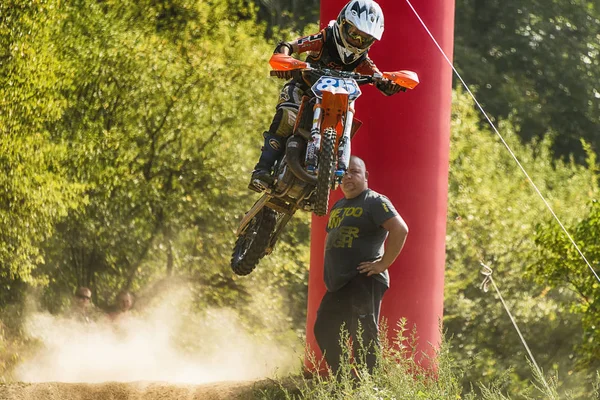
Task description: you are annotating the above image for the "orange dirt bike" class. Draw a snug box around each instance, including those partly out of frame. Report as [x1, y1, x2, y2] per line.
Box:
[231, 53, 418, 275]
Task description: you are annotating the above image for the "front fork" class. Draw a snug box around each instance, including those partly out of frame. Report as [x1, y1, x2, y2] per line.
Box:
[304, 100, 322, 173]
[304, 99, 355, 182]
[335, 106, 354, 183]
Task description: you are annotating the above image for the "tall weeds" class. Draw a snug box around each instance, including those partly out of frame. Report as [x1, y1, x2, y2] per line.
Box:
[262, 319, 584, 399]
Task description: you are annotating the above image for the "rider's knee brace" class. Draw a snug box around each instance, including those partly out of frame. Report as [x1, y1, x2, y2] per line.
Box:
[268, 106, 298, 139]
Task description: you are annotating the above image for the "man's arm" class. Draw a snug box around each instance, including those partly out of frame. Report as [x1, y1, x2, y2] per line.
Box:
[357, 215, 408, 276]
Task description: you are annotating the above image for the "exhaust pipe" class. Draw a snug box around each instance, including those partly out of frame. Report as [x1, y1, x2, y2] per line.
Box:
[286, 136, 317, 185]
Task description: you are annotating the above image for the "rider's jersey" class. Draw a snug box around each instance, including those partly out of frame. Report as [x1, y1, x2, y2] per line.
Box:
[287, 25, 380, 88]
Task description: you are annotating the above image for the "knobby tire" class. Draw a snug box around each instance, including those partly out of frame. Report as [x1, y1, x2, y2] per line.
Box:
[231, 207, 277, 276]
[314, 127, 336, 217]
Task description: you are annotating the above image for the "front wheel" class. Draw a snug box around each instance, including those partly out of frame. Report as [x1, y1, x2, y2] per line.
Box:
[314, 127, 336, 217]
[231, 208, 277, 276]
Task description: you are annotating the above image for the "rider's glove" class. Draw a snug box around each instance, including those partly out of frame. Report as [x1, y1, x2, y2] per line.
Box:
[375, 80, 403, 96]
[274, 70, 294, 80]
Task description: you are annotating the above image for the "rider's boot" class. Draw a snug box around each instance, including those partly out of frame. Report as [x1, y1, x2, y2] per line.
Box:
[249, 132, 284, 193]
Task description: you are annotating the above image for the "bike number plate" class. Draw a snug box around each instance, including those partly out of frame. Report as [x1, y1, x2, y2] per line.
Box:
[311, 76, 361, 100]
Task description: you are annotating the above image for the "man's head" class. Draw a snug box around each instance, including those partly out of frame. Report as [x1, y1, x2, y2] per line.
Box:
[116, 291, 133, 312]
[333, 0, 385, 64]
[341, 156, 368, 199]
[74, 286, 92, 309]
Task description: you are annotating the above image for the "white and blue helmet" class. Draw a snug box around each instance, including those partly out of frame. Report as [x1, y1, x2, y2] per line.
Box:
[332, 0, 385, 64]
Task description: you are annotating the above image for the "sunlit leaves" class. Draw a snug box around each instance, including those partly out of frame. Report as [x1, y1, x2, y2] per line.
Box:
[533, 199, 600, 369]
[445, 89, 598, 396]
[0, 0, 85, 282]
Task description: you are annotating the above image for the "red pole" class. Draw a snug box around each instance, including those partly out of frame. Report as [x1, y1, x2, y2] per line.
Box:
[305, 0, 455, 371]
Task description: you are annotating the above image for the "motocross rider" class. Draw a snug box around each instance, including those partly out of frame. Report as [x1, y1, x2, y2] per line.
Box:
[249, 0, 403, 192]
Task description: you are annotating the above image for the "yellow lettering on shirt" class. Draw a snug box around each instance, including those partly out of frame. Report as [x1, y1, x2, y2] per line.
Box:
[327, 207, 363, 229]
[332, 226, 359, 248]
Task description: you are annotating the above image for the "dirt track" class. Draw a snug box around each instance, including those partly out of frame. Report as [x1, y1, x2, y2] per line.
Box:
[0, 379, 290, 400]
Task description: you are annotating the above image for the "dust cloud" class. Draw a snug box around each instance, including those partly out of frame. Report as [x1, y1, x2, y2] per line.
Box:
[14, 289, 299, 384]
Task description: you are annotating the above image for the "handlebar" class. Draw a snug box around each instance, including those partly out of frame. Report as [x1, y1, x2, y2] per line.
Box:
[307, 68, 379, 85]
[268, 54, 419, 89]
[270, 67, 377, 86]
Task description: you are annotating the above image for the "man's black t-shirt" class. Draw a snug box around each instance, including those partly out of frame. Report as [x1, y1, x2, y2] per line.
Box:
[324, 189, 399, 292]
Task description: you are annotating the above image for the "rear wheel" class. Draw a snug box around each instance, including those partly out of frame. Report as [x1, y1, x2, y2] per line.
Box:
[231, 208, 277, 276]
[314, 127, 336, 217]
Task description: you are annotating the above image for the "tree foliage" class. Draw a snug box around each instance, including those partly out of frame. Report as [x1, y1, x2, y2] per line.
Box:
[446, 89, 598, 397]
[39, 0, 274, 297]
[0, 0, 310, 328]
[0, 0, 86, 282]
[454, 0, 600, 160]
[254, 0, 320, 37]
[532, 197, 600, 371]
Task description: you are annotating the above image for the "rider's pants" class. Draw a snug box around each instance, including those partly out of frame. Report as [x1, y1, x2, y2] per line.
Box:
[254, 82, 306, 173]
[267, 82, 305, 139]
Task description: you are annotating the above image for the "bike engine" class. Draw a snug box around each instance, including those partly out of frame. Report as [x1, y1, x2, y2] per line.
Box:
[273, 157, 308, 200]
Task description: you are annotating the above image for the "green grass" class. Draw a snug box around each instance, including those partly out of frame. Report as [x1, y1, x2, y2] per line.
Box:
[259, 319, 600, 400]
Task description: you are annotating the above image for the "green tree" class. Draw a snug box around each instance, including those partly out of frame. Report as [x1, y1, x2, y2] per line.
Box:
[532, 197, 600, 371]
[454, 0, 600, 159]
[0, 0, 311, 371]
[29, 0, 285, 307]
[0, 0, 85, 283]
[255, 0, 320, 37]
[445, 89, 598, 397]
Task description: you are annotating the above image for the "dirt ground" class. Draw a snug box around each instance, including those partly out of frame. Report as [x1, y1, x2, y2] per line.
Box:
[0, 379, 297, 400]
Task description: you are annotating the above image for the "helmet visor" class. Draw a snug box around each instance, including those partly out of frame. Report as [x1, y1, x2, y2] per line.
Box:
[342, 20, 376, 50]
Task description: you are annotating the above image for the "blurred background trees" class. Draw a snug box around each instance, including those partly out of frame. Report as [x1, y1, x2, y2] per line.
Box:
[454, 0, 600, 161]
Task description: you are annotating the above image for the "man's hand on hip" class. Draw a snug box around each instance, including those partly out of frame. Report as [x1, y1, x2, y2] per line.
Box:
[357, 259, 387, 276]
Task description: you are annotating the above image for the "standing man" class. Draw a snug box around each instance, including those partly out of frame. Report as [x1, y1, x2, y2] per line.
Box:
[313, 155, 409, 376]
[108, 291, 135, 322]
[69, 286, 98, 324]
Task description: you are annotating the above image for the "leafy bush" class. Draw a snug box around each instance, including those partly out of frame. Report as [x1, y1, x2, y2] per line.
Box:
[261, 319, 588, 399]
